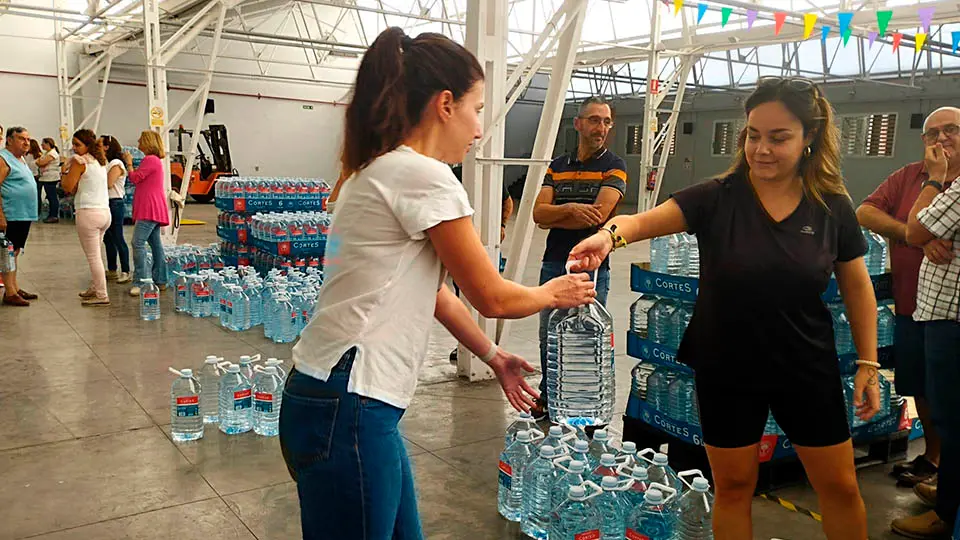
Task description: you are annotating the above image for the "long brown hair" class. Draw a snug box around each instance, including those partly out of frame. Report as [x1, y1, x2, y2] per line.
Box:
[720, 78, 847, 209]
[28, 139, 42, 159]
[101, 135, 124, 162]
[42, 137, 58, 153]
[73, 129, 107, 165]
[341, 27, 484, 174]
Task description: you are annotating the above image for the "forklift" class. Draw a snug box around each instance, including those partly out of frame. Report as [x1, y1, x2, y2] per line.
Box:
[169, 123, 237, 203]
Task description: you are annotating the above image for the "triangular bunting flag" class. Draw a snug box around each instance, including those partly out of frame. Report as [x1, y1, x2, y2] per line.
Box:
[842, 30, 852, 46]
[674, 0, 683, 16]
[877, 10, 893, 36]
[721, 7, 732, 27]
[821, 26, 832, 43]
[868, 31, 879, 48]
[696, 3, 708, 24]
[803, 13, 818, 39]
[746, 10, 758, 29]
[916, 33, 927, 52]
[775, 12, 787, 35]
[837, 12, 853, 37]
[892, 32, 902, 52]
[953, 31, 960, 54]
[917, 7, 934, 33]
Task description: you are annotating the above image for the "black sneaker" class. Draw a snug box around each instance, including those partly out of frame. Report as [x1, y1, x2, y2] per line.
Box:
[897, 459, 939, 488]
[893, 456, 938, 478]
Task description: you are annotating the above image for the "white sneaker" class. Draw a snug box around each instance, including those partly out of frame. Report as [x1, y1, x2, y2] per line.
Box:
[128, 286, 141, 297]
[116, 272, 133, 284]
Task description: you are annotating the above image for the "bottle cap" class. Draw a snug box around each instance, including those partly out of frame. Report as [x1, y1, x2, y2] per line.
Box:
[549, 426, 563, 437]
[569, 460, 586, 473]
[601, 476, 618, 489]
[568, 485, 586, 499]
[540, 445, 555, 458]
[600, 453, 616, 466]
[593, 429, 608, 441]
[644, 489, 664, 504]
[143, 278, 154, 283]
[204, 355, 219, 364]
[239, 355, 251, 363]
[263, 366, 278, 375]
[225, 363, 240, 373]
[516, 430, 532, 443]
[653, 452, 669, 466]
[632, 466, 649, 480]
[692, 477, 710, 492]
[622, 441, 637, 453]
[573, 440, 589, 453]
[180, 368, 193, 377]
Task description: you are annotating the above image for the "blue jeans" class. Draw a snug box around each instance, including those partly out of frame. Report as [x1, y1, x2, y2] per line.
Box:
[279, 349, 423, 540]
[104, 199, 130, 273]
[37, 182, 58, 219]
[132, 220, 167, 285]
[537, 260, 610, 399]
[924, 321, 960, 526]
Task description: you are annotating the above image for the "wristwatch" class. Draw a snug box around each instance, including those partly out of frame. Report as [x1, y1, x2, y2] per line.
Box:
[922, 179, 944, 192]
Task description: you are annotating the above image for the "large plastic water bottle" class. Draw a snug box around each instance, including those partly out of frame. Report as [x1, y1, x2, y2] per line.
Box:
[539, 425, 566, 454]
[570, 440, 591, 469]
[592, 453, 619, 482]
[830, 304, 854, 355]
[668, 375, 698, 424]
[498, 430, 537, 522]
[668, 301, 694, 350]
[140, 278, 161, 321]
[640, 450, 681, 491]
[173, 272, 189, 313]
[623, 465, 651, 508]
[630, 294, 657, 338]
[675, 473, 714, 539]
[648, 298, 678, 346]
[588, 429, 613, 465]
[624, 486, 677, 540]
[520, 445, 558, 540]
[684, 234, 700, 278]
[252, 365, 284, 436]
[877, 305, 895, 348]
[198, 355, 223, 424]
[0, 232, 16, 272]
[650, 234, 684, 275]
[646, 366, 672, 411]
[168, 367, 203, 442]
[596, 476, 629, 540]
[862, 228, 888, 275]
[218, 363, 253, 435]
[549, 484, 602, 540]
[504, 411, 536, 448]
[617, 441, 638, 466]
[632, 363, 655, 401]
[551, 459, 588, 509]
[190, 274, 214, 317]
[546, 296, 615, 427]
[238, 354, 259, 381]
[264, 358, 286, 380]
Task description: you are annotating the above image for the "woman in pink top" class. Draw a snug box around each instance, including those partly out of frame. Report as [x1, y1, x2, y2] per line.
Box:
[124, 130, 169, 296]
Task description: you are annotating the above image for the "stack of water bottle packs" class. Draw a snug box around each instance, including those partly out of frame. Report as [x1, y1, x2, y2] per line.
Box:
[214, 177, 331, 212]
[122, 146, 144, 222]
[627, 227, 899, 439]
[167, 264, 322, 343]
[497, 415, 714, 540]
[168, 354, 287, 441]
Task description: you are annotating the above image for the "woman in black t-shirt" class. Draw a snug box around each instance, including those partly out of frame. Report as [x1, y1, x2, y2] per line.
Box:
[570, 78, 880, 539]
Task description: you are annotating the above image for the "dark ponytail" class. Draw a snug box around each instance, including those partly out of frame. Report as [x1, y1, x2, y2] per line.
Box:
[341, 27, 484, 175]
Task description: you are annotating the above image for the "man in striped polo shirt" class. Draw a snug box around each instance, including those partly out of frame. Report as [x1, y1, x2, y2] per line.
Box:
[530, 96, 627, 420]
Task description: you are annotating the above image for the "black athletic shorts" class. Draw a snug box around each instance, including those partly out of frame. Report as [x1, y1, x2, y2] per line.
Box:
[694, 367, 851, 449]
[4, 221, 31, 251]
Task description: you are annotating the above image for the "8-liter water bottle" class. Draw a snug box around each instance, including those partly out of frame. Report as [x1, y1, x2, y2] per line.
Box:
[668, 301, 694, 349]
[684, 234, 700, 278]
[169, 368, 203, 441]
[667, 374, 698, 424]
[539, 425, 566, 454]
[630, 294, 657, 338]
[0, 232, 16, 272]
[624, 465, 651, 508]
[570, 440, 591, 469]
[504, 412, 536, 448]
[198, 355, 223, 424]
[546, 297, 615, 427]
[498, 430, 537, 521]
[675, 475, 714, 539]
[252, 366, 284, 436]
[520, 445, 558, 540]
[632, 363, 655, 401]
[173, 272, 189, 313]
[650, 234, 685, 275]
[549, 485, 602, 540]
[238, 354, 259, 381]
[646, 366, 671, 411]
[830, 304, 854, 355]
[552, 459, 588, 509]
[190, 274, 214, 318]
[140, 279, 161, 321]
[877, 304, 895, 348]
[648, 298, 678, 346]
[641, 450, 681, 491]
[625, 487, 676, 540]
[592, 453, 619, 481]
[618, 441, 638, 466]
[264, 358, 286, 380]
[597, 476, 628, 540]
[218, 363, 253, 434]
[588, 429, 613, 467]
[863, 228, 888, 276]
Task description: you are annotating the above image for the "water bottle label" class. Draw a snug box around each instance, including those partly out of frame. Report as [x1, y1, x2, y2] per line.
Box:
[574, 531, 600, 540]
[220, 299, 227, 313]
[226, 301, 233, 315]
[233, 389, 252, 410]
[625, 529, 648, 540]
[278, 241, 292, 256]
[177, 286, 187, 297]
[176, 395, 200, 417]
[254, 392, 274, 413]
[233, 198, 247, 212]
[497, 460, 512, 490]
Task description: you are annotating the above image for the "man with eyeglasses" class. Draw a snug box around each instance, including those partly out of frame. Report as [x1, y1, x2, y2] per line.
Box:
[529, 96, 627, 420]
[871, 106, 960, 539]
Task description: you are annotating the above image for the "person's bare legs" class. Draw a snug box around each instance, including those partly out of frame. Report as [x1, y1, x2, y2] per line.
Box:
[794, 440, 867, 540]
[705, 444, 760, 539]
[915, 397, 941, 466]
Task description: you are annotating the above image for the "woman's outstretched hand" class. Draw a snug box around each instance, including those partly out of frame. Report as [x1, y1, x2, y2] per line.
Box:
[567, 231, 613, 272]
[853, 364, 882, 422]
[487, 348, 540, 412]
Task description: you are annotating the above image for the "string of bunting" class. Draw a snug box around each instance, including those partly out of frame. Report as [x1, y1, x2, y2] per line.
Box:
[668, 1, 959, 54]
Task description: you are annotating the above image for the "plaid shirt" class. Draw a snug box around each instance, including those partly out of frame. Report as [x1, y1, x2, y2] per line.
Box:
[914, 179, 960, 322]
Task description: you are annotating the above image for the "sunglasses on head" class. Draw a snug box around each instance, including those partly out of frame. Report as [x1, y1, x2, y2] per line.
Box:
[757, 76, 821, 97]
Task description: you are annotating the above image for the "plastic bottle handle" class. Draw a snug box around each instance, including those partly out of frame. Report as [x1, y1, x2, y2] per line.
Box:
[580, 480, 604, 500]
[637, 448, 657, 465]
[677, 469, 705, 490]
[564, 259, 597, 291]
[647, 482, 678, 505]
[167, 367, 184, 376]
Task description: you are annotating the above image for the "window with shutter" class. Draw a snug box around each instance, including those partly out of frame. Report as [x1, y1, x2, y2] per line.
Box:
[865, 113, 897, 157]
[626, 124, 642, 155]
[712, 119, 744, 156]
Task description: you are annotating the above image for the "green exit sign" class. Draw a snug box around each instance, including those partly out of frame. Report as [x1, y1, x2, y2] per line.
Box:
[302, 104, 314, 110]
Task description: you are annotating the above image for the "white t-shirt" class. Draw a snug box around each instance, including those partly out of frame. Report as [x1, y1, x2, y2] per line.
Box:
[106, 159, 126, 199]
[292, 146, 473, 409]
[38, 149, 60, 183]
[73, 155, 110, 210]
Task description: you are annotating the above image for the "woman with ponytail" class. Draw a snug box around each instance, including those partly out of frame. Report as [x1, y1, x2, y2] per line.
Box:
[62, 129, 111, 305]
[569, 78, 878, 539]
[280, 27, 595, 539]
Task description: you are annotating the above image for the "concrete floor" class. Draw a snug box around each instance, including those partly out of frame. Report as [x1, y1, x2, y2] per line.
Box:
[0, 204, 930, 539]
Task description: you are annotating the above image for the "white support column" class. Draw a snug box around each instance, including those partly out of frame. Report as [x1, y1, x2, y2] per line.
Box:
[496, 0, 588, 345]
[143, 0, 172, 238]
[638, 0, 662, 212]
[459, 0, 509, 381]
[55, 31, 74, 149]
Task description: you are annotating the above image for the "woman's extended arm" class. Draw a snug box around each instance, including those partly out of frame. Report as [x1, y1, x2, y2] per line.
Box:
[107, 163, 125, 188]
[835, 257, 882, 422]
[61, 157, 85, 194]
